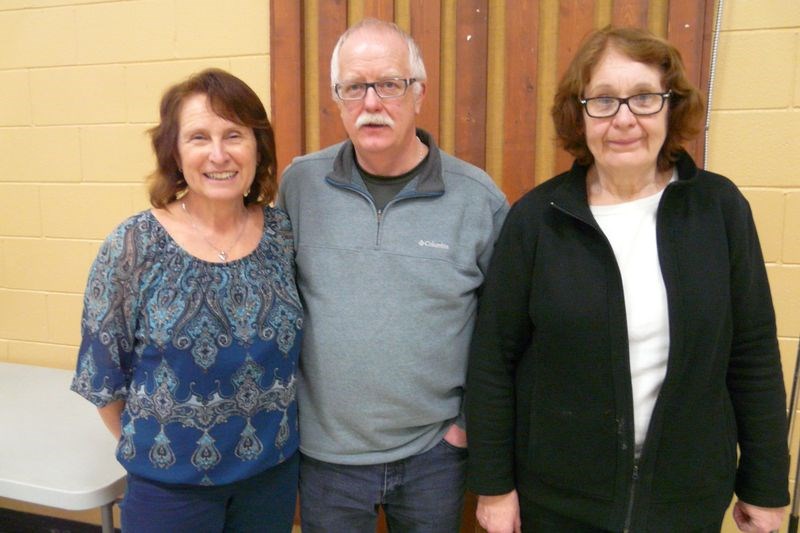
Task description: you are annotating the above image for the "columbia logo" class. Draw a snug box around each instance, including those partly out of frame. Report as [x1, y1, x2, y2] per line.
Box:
[418, 239, 450, 250]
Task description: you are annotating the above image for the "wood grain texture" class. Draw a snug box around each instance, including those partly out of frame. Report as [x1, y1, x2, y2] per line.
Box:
[271, 0, 714, 197]
[317, 0, 348, 149]
[554, 0, 599, 176]
[362, 0, 394, 21]
[410, 0, 443, 142]
[612, 0, 648, 28]
[667, 0, 715, 166]
[502, 0, 540, 201]
[269, 0, 304, 175]
[454, 0, 489, 169]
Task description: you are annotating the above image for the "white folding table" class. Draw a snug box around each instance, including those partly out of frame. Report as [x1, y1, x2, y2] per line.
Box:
[0, 362, 126, 533]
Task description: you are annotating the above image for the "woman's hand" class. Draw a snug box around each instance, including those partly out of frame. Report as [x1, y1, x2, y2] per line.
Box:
[732, 500, 785, 532]
[476, 490, 521, 533]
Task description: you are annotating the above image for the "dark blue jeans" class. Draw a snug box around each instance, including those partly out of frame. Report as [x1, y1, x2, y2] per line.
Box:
[299, 439, 467, 532]
[120, 452, 298, 533]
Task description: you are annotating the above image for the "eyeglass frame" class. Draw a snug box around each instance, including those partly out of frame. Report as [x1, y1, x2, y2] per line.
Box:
[578, 91, 672, 118]
[333, 78, 418, 101]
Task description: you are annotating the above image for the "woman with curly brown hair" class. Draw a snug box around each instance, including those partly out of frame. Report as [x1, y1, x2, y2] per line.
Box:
[467, 27, 788, 533]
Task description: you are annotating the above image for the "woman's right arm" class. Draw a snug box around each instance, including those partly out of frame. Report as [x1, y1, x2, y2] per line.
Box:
[97, 400, 125, 440]
[466, 201, 535, 500]
[72, 219, 140, 416]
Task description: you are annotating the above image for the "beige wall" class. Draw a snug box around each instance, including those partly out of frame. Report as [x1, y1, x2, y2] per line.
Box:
[711, 3, 800, 532]
[0, 0, 798, 529]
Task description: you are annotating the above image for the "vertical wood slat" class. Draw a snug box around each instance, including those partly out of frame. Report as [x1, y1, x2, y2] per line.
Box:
[553, 0, 598, 176]
[439, 0, 458, 154]
[556, 0, 598, 82]
[595, 0, 614, 27]
[534, 0, 560, 190]
[484, 1, 505, 186]
[410, 0, 442, 142]
[611, 0, 649, 28]
[269, 0, 304, 175]
[362, 0, 394, 20]
[318, 0, 349, 150]
[696, 0, 715, 168]
[667, 0, 715, 167]
[502, 0, 540, 202]
[647, 0, 669, 36]
[454, 0, 489, 169]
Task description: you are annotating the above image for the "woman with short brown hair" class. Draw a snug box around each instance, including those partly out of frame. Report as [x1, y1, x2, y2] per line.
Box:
[467, 27, 788, 533]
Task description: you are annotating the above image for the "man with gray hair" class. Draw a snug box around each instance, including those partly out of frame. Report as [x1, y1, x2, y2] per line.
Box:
[278, 18, 508, 532]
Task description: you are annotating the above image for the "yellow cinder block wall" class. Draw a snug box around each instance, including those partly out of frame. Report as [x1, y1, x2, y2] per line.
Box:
[712, 3, 800, 532]
[0, 0, 798, 530]
[0, 0, 271, 525]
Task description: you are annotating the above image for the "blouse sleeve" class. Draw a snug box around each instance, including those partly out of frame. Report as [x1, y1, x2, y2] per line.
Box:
[71, 218, 142, 407]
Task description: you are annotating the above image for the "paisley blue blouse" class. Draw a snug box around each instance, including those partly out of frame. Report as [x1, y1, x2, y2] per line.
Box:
[71, 206, 303, 486]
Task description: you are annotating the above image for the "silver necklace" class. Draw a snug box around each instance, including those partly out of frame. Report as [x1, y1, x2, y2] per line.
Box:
[181, 201, 248, 263]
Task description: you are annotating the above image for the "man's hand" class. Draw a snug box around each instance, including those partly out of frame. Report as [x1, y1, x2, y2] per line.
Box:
[443, 424, 467, 448]
[476, 490, 521, 533]
[732, 500, 785, 533]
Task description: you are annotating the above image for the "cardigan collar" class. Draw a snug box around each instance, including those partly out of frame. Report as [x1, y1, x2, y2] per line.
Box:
[549, 150, 700, 222]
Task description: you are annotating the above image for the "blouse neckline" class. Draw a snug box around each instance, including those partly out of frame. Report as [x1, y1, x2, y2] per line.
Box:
[145, 206, 270, 267]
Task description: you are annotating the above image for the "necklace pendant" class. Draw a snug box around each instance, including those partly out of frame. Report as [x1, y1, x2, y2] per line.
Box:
[218, 251, 228, 262]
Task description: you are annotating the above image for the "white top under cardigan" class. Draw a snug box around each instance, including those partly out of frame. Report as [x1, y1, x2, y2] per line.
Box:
[590, 175, 675, 457]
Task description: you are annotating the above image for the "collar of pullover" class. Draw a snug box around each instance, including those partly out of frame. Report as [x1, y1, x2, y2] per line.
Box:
[328, 129, 444, 195]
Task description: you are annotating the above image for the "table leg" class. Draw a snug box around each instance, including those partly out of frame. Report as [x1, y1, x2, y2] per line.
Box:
[100, 502, 115, 533]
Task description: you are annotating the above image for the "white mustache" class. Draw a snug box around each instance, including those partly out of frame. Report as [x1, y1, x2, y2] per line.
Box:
[355, 113, 395, 128]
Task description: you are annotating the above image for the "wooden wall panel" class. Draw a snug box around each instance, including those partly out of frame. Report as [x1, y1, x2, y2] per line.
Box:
[361, 0, 394, 21]
[502, 0, 540, 200]
[612, 0, 649, 27]
[269, 0, 304, 174]
[554, 0, 599, 176]
[454, 0, 489, 169]
[410, 0, 442, 141]
[272, 0, 714, 201]
[317, 0, 348, 149]
[667, 0, 715, 166]
[557, 0, 600, 82]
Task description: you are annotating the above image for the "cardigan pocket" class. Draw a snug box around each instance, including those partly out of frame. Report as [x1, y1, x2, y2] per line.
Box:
[650, 397, 737, 502]
[528, 404, 617, 500]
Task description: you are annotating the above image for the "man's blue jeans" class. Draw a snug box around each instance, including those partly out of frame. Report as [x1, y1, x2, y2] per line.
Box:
[299, 439, 467, 532]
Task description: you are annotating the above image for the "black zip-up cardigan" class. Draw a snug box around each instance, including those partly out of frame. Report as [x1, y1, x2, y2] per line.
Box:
[466, 152, 789, 531]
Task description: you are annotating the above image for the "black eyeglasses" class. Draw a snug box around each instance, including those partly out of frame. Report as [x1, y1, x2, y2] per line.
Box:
[579, 91, 672, 118]
[334, 78, 417, 100]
